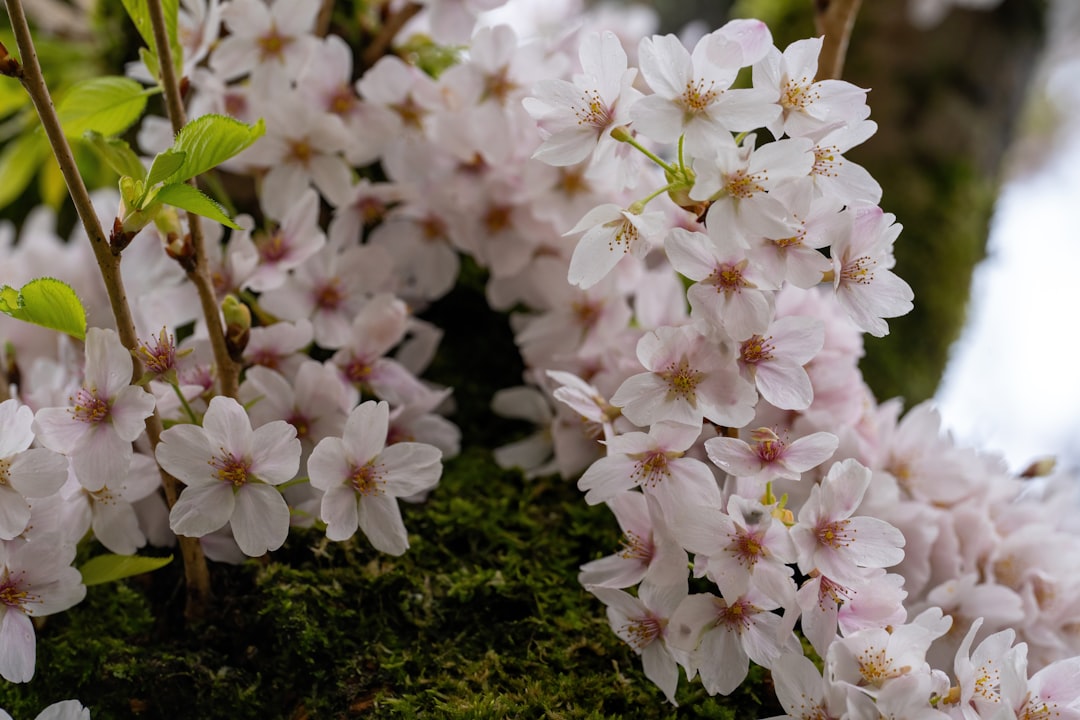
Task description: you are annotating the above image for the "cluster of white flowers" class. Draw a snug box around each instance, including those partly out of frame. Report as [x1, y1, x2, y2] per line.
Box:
[0, 0, 1076, 715]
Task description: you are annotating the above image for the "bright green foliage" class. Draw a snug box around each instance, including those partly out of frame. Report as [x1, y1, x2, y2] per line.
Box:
[0, 278, 87, 341]
[120, 0, 183, 78]
[146, 149, 185, 186]
[84, 131, 147, 181]
[153, 182, 240, 230]
[56, 76, 151, 138]
[0, 133, 47, 208]
[79, 554, 173, 587]
[163, 115, 265, 185]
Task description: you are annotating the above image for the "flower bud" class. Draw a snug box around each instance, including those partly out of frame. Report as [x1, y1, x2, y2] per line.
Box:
[221, 295, 251, 362]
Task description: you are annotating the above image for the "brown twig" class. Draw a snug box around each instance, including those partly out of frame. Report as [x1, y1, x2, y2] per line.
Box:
[146, 0, 239, 401]
[315, 0, 335, 37]
[813, 0, 864, 80]
[361, 1, 423, 71]
[5, 0, 212, 620]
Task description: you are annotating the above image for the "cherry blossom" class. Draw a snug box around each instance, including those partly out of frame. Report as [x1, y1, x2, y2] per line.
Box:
[33, 328, 156, 493]
[156, 396, 300, 557]
[308, 401, 442, 553]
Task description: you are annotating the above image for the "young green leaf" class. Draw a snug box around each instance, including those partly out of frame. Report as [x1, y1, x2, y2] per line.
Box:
[84, 131, 147, 180]
[0, 277, 87, 340]
[155, 182, 241, 230]
[121, 0, 183, 75]
[57, 76, 150, 138]
[165, 115, 265, 184]
[0, 132, 46, 209]
[147, 150, 186, 187]
[79, 553, 174, 587]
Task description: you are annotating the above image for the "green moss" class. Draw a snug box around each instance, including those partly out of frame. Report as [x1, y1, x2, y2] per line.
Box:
[0, 286, 783, 719]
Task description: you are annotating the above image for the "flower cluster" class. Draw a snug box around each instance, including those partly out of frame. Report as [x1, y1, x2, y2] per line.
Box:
[0, 0, 1076, 715]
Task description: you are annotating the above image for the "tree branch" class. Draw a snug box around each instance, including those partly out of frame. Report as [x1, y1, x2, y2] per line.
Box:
[814, 0, 864, 80]
[147, 0, 240, 401]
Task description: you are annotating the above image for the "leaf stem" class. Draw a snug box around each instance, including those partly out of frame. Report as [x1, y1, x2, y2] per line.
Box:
[610, 126, 676, 173]
[170, 381, 200, 425]
[146, 0, 239, 401]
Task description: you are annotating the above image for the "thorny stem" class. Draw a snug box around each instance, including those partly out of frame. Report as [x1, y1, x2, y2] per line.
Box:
[6, 0, 212, 620]
[147, 0, 240, 401]
[361, 1, 423, 71]
[813, 0, 863, 80]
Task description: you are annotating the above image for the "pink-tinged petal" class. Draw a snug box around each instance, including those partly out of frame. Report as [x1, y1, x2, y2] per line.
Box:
[668, 504, 732, 556]
[610, 373, 673, 427]
[821, 459, 872, 518]
[567, 225, 630, 290]
[579, 553, 646, 589]
[170, 483, 236, 537]
[578, 456, 640, 505]
[668, 592, 720, 651]
[0, 485, 30, 540]
[704, 437, 762, 477]
[641, 642, 679, 705]
[73, 426, 132, 492]
[637, 34, 691, 99]
[492, 433, 551, 473]
[755, 362, 813, 410]
[342, 401, 389, 464]
[250, 420, 300, 485]
[92, 498, 145, 556]
[109, 385, 156, 441]
[307, 437, 350, 491]
[698, 626, 749, 696]
[8, 448, 68, 497]
[156, 424, 214, 486]
[84, 328, 133, 397]
[772, 652, 827, 718]
[0, 401, 34, 456]
[842, 516, 906, 569]
[531, 127, 597, 167]
[664, 228, 715, 281]
[358, 493, 408, 555]
[321, 485, 360, 541]
[629, 95, 688, 144]
[780, 432, 838, 473]
[648, 421, 702, 453]
[378, 442, 442, 496]
[713, 19, 773, 66]
[0, 609, 35, 682]
[202, 396, 254, 459]
[31, 407, 92, 454]
[771, 316, 825, 364]
[231, 484, 290, 556]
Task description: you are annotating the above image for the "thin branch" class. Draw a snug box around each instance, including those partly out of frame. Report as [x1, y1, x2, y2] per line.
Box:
[146, 0, 240, 401]
[814, 0, 864, 80]
[315, 0, 335, 37]
[5, 0, 212, 620]
[361, 1, 423, 71]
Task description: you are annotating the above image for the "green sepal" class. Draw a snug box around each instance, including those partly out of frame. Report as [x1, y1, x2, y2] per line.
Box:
[0, 278, 87, 341]
[57, 76, 149, 138]
[79, 553, 173, 587]
[155, 182, 241, 230]
[164, 115, 265, 184]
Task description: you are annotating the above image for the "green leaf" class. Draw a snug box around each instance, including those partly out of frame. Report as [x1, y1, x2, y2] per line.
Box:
[121, 0, 183, 75]
[57, 76, 149, 138]
[147, 150, 185, 187]
[79, 553, 173, 587]
[0, 278, 87, 340]
[138, 46, 160, 82]
[84, 131, 147, 180]
[165, 114, 265, 184]
[0, 132, 46, 209]
[155, 182, 241, 229]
